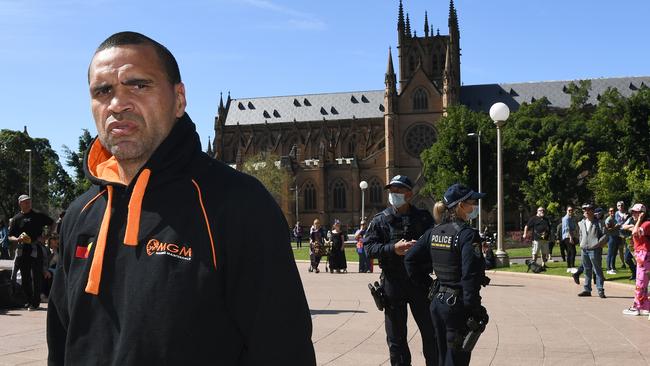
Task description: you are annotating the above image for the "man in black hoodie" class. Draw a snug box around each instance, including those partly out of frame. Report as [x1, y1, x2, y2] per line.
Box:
[47, 31, 316, 365]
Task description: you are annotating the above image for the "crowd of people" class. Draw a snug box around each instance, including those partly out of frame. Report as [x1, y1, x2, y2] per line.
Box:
[521, 200, 650, 311]
[1, 194, 61, 310]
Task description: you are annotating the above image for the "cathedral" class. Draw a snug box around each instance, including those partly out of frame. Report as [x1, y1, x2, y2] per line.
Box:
[211, 0, 650, 229]
[212, 0, 460, 227]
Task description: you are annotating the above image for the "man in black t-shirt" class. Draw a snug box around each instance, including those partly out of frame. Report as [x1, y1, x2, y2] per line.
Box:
[8, 194, 53, 310]
[523, 207, 552, 268]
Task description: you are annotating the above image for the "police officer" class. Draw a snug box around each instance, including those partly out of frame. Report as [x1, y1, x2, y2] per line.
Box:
[405, 183, 488, 366]
[364, 175, 437, 366]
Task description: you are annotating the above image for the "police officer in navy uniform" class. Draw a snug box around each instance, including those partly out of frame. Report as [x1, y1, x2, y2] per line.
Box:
[405, 183, 488, 366]
[364, 175, 437, 365]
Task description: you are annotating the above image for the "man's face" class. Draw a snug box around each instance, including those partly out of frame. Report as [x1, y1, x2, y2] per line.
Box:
[88, 45, 186, 163]
[388, 186, 412, 200]
[19, 199, 32, 213]
[608, 208, 615, 217]
[584, 208, 594, 219]
[537, 208, 545, 217]
[566, 207, 573, 216]
[618, 203, 625, 212]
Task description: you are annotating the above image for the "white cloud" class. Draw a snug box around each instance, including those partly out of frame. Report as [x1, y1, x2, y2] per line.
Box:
[239, 0, 326, 31]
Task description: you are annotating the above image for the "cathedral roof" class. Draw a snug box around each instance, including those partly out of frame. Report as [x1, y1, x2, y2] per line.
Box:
[224, 90, 385, 126]
[461, 76, 650, 112]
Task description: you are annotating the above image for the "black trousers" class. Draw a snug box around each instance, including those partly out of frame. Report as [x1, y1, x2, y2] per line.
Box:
[16, 255, 43, 308]
[558, 240, 567, 261]
[430, 295, 472, 366]
[564, 239, 577, 268]
[383, 273, 437, 366]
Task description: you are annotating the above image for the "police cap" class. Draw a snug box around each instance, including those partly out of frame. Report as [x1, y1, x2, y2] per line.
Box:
[443, 183, 485, 208]
[384, 175, 413, 191]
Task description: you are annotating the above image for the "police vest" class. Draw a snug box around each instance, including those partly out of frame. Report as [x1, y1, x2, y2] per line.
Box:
[429, 222, 466, 283]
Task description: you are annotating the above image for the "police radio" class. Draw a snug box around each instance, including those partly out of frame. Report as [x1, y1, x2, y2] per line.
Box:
[402, 216, 411, 240]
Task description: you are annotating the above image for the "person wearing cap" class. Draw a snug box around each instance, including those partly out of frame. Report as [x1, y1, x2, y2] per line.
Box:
[7, 194, 54, 310]
[363, 174, 437, 365]
[522, 206, 552, 269]
[404, 183, 488, 366]
[576, 203, 607, 298]
[622, 203, 650, 316]
[355, 221, 370, 273]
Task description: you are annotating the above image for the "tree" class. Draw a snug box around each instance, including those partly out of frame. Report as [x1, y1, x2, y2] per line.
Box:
[587, 152, 630, 208]
[0, 129, 73, 219]
[420, 105, 496, 203]
[63, 129, 93, 197]
[241, 153, 290, 203]
[520, 141, 589, 216]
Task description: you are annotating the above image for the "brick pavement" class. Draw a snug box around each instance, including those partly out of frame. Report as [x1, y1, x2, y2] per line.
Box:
[2, 259, 650, 365]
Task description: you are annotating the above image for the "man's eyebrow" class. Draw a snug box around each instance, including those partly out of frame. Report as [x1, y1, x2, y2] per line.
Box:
[122, 78, 153, 86]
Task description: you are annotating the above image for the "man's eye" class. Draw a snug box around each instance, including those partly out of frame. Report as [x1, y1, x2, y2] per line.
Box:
[94, 87, 111, 97]
[134, 84, 148, 90]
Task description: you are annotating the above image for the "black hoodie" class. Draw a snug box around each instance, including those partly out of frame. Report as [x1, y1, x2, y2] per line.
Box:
[47, 114, 316, 365]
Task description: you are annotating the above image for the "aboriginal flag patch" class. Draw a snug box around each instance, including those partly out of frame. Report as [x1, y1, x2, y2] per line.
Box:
[75, 242, 94, 259]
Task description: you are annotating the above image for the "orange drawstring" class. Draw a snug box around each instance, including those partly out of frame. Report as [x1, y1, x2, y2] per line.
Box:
[85, 186, 114, 295]
[85, 169, 151, 295]
[124, 169, 151, 246]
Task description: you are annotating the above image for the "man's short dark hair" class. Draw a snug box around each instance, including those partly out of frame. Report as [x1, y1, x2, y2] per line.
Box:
[92, 31, 181, 84]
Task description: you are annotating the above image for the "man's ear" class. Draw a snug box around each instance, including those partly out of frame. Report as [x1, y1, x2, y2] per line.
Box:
[174, 82, 187, 118]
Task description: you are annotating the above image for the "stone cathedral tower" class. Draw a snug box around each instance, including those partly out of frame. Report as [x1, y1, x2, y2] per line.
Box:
[384, 0, 461, 183]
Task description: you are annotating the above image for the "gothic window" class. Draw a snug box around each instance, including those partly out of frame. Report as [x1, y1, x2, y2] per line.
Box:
[304, 182, 316, 211]
[332, 180, 347, 210]
[369, 178, 382, 205]
[413, 88, 428, 111]
[346, 135, 357, 157]
[404, 123, 437, 158]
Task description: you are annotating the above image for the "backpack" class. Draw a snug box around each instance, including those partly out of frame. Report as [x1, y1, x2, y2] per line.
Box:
[0, 269, 26, 308]
[525, 259, 546, 273]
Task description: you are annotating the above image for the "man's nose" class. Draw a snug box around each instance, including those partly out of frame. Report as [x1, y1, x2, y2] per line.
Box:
[108, 88, 133, 113]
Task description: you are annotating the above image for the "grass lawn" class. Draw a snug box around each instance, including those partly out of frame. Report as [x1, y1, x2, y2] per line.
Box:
[290, 242, 635, 286]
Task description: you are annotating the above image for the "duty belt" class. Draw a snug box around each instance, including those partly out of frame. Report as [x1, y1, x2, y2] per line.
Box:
[435, 285, 461, 306]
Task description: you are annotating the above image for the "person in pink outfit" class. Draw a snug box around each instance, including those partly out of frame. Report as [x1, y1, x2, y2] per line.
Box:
[622, 203, 650, 316]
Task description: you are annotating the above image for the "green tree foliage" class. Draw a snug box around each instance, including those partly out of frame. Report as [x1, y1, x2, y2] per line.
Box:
[63, 129, 93, 197]
[242, 153, 290, 203]
[420, 105, 496, 206]
[0, 130, 73, 219]
[420, 84, 650, 222]
[520, 141, 589, 216]
[588, 152, 630, 208]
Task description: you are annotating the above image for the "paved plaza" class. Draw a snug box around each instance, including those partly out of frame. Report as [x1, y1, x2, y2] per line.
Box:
[2, 260, 650, 365]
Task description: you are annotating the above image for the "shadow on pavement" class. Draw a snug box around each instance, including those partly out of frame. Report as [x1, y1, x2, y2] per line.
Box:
[310, 309, 367, 315]
[488, 284, 525, 288]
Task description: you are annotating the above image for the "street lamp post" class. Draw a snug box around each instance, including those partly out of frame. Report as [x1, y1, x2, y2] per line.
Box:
[359, 180, 368, 223]
[490, 102, 510, 268]
[467, 132, 482, 232]
[294, 184, 299, 223]
[25, 149, 32, 197]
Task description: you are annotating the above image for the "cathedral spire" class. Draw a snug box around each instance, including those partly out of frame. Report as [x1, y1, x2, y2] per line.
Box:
[397, 0, 405, 33]
[448, 0, 459, 32]
[405, 13, 411, 36]
[386, 46, 395, 77]
[206, 136, 213, 156]
[424, 11, 429, 37]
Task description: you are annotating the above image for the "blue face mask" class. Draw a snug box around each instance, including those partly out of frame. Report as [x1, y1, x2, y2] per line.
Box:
[388, 193, 406, 208]
[467, 205, 479, 220]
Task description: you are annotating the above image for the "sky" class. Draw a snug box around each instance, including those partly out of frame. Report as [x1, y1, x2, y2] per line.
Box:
[1, 0, 648, 168]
